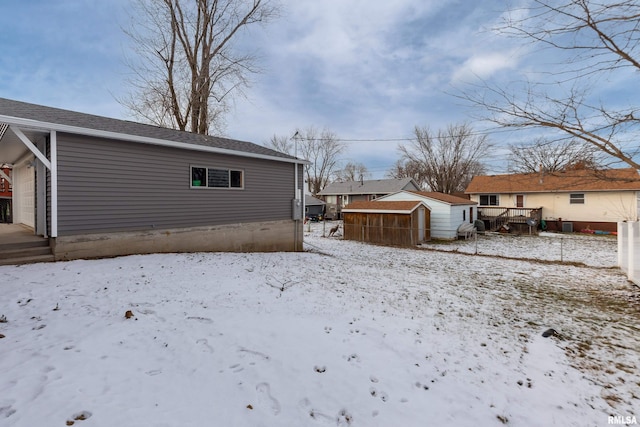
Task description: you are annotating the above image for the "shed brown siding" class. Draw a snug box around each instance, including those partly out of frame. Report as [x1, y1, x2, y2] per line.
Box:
[343, 209, 430, 246]
[56, 133, 301, 236]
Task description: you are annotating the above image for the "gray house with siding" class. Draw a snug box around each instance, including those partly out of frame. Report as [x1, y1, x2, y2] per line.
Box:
[0, 98, 306, 261]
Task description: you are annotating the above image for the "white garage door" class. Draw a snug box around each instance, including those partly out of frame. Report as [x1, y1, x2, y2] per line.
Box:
[13, 164, 35, 228]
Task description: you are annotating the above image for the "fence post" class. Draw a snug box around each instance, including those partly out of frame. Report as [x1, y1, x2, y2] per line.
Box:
[629, 221, 639, 283]
[618, 221, 625, 269]
[475, 231, 478, 255]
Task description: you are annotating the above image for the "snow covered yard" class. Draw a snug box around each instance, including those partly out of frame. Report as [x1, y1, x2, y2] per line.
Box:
[419, 229, 618, 268]
[1, 222, 638, 426]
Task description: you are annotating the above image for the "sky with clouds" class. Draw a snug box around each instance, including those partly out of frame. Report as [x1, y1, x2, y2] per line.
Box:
[0, 0, 636, 178]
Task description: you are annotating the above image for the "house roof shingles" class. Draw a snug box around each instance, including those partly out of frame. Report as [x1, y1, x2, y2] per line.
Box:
[304, 195, 325, 206]
[0, 97, 295, 161]
[318, 178, 417, 196]
[342, 200, 424, 213]
[466, 168, 640, 194]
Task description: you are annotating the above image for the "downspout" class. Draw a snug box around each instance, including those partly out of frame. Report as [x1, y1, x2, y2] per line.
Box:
[295, 161, 298, 250]
[294, 161, 302, 251]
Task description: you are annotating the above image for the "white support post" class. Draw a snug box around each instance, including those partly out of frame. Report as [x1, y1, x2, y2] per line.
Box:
[619, 222, 629, 273]
[10, 126, 51, 170]
[50, 131, 58, 237]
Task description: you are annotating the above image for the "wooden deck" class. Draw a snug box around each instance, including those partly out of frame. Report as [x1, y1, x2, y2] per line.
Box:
[478, 207, 542, 232]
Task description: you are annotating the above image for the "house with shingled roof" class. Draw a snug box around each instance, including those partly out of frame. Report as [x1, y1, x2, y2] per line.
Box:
[318, 177, 421, 219]
[465, 168, 640, 232]
[0, 97, 307, 263]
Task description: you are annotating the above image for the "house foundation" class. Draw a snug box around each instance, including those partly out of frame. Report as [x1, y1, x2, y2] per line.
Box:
[51, 220, 303, 261]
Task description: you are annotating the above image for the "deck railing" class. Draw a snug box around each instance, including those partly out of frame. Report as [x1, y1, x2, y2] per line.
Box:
[478, 207, 542, 231]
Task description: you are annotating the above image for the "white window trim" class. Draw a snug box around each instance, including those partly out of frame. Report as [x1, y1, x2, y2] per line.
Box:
[190, 165, 245, 190]
[479, 194, 499, 206]
[569, 193, 585, 204]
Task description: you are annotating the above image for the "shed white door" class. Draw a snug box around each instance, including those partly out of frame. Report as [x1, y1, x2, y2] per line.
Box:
[418, 207, 425, 242]
[13, 164, 35, 228]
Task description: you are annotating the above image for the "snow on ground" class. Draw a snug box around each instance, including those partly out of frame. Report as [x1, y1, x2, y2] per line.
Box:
[419, 229, 618, 268]
[1, 222, 638, 427]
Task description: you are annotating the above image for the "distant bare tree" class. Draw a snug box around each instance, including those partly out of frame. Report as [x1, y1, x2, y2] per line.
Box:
[265, 127, 345, 195]
[267, 134, 294, 155]
[334, 162, 370, 183]
[462, 0, 640, 169]
[386, 159, 426, 189]
[508, 138, 598, 173]
[121, 0, 278, 135]
[399, 123, 490, 194]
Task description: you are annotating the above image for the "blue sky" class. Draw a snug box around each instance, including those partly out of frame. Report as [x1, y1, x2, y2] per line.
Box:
[1, 1, 635, 178]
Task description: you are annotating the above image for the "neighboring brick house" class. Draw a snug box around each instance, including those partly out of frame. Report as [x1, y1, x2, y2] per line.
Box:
[0, 165, 11, 223]
[318, 178, 421, 219]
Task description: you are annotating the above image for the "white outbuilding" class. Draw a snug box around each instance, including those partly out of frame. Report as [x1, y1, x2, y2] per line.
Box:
[377, 191, 478, 240]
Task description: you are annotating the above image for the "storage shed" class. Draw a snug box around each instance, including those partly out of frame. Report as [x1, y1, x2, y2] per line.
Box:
[377, 191, 478, 239]
[342, 200, 430, 247]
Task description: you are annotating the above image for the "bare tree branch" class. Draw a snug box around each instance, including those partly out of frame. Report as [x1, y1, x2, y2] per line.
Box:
[333, 162, 370, 183]
[265, 127, 345, 195]
[508, 137, 599, 173]
[120, 0, 278, 135]
[398, 123, 491, 194]
[463, 0, 640, 169]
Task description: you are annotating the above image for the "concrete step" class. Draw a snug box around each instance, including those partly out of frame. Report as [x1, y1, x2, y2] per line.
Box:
[0, 245, 53, 260]
[0, 253, 55, 266]
[0, 239, 50, 251]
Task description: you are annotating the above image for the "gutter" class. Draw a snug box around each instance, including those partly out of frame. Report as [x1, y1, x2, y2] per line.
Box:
[0, 114, 310, 166]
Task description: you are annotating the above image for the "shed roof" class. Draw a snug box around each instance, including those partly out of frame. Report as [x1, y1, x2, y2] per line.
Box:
[0, 97, 297, 163]
[318, 178, 419, 196]
[305, 195, 325, 206]
[408, 191, 476, 205]
[342, 200, 427, 214]
[466, 168, 640, 194]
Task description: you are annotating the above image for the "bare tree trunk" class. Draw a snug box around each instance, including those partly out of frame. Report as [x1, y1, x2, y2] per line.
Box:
[121, 0, 278, 135]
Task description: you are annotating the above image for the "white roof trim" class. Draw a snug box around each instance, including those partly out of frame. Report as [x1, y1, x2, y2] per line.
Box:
[342, 209, 416, 214]
[343, 200, 429, 215]
[0, 114, 309, 165]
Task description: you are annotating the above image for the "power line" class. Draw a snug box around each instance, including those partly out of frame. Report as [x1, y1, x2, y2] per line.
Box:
[290, 126, 525, 144]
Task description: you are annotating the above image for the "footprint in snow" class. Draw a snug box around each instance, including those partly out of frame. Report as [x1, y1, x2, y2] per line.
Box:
[369, 388, 388, 402]
[256, 382, 280, 415]
[336, 408, 353, 426]
[196, 338, 214, 353]
[65, 410, 92, 425]
[298, 399, 333, 423]
[186, 316, 213, 324]
[229, 363, 244, 373]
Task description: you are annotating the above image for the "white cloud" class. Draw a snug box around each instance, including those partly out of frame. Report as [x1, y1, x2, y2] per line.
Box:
[452, 51, 519, 82]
